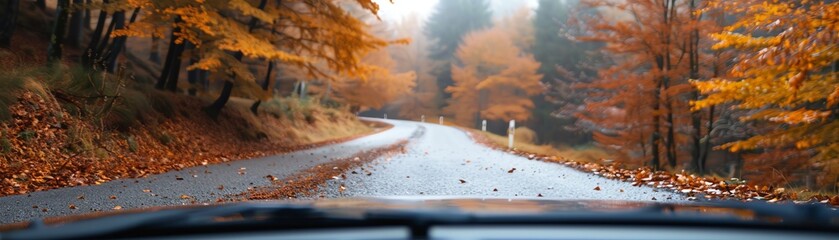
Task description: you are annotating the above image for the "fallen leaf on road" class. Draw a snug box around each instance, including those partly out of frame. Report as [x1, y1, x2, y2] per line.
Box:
[266, 175, 279, 181]
[493, 188, 498, 192]
[217, 185, 224, 190]
[593, 186, 601, 191]
[339, 184, 346, 193]
[508, 168, 516, 173]
[175, 177, 184, 180]
[180, 194, 191, 199]
[109, 195, 117, 199]
[537, 193, 543, 197]
[651, 197, 657, 201]
[68, 204, 77, 209]
[459, 179, 466, 184]
[77, 195, 85, 200]
[619, 189, 624, 192]
[142, 189, 151, 193]
[113, 205, 122, 210]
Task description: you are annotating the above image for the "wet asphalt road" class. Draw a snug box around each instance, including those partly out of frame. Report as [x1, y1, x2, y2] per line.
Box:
[0, 119, 413, 224]
[317, 120, 684, 202]
[0, 118, 683, 224]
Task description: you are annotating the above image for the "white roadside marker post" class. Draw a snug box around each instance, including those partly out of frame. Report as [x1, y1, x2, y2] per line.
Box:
[439, 116, 444, 125]
[421, 115, 425, 122]
[481, 120, 487, 131]
[384, 113, 387, 119]
[508, 120, 515, 149]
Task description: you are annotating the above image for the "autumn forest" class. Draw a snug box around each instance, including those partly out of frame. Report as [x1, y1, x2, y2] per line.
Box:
[0, 0, 837, 201]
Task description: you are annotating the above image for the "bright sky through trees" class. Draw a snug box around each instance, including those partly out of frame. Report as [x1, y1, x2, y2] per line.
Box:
[374, 0, 539, 22]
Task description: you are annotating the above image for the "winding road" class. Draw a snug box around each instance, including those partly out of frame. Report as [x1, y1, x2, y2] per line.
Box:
[0, 119, 683, 224]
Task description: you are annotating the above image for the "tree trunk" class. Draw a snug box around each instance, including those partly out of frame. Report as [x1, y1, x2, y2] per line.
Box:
[205, 81, 233, 118]
[699, 105, 714, 172]
[665, 84, 677, 168]
[47, 0, 71, 65]
[206, 0, 269, 116]
[250, 60, 275, 114]
[102, 11, 126, 71]
[83, 3, 119, 69]
[156, 16, 183, 90]
[35, 0, 45, 10]
[651, 76, 662, 171]
[249, 25, 279, 114]
[81, 2, 107, 68]
[93, 10, 120, 62]
[199, 68, 209, 91]
[186, 42, 199, 96]
[83, 0, 91, 30]
[164, 41, 185, 92]
[104, 8, 139, 72]
[688, 0, 703, 174]
[662, 0, 678, 169]
[149, 36, 161, 64]
[0, 0, 19, 48]
[66, 0, 84, 48]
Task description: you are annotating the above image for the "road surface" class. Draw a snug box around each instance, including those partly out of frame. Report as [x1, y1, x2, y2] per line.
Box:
[0, 119, 683, 224]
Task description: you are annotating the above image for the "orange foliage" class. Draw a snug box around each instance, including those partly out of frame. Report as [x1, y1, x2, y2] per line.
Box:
[694, 0, 838, 188]
[115, 0, 392, 102]
[578, 0, 712, 168]
[444, 26, 543, 127]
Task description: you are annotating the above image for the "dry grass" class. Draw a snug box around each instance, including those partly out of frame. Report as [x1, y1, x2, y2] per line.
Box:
[470, 129, 612, 164]
[227, 97, 372, 145]
[787, 188, 839, 201]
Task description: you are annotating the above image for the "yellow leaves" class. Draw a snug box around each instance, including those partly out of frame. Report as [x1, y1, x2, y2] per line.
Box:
[332, 47, 416, 109]
[228, 0, 275, 24]
[795, 137, 820, 149]
[388, 38, 411, 45]
[691, 1, 839, 181]
[188, 51, 224, 71]
[215, 31, 307, 63]
[828, 86, 839, 107]
[444, 25, 543, 126]
[164, 6, 216, 37]
[748, 109, 831, 125]
[711, 32, 781, 50]
[787, 71, 806, 91]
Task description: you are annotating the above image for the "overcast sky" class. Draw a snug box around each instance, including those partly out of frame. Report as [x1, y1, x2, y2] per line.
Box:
[374, 0, 540, 24]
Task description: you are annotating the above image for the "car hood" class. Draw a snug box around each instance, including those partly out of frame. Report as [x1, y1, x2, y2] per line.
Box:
[2, 196, 836, 231]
